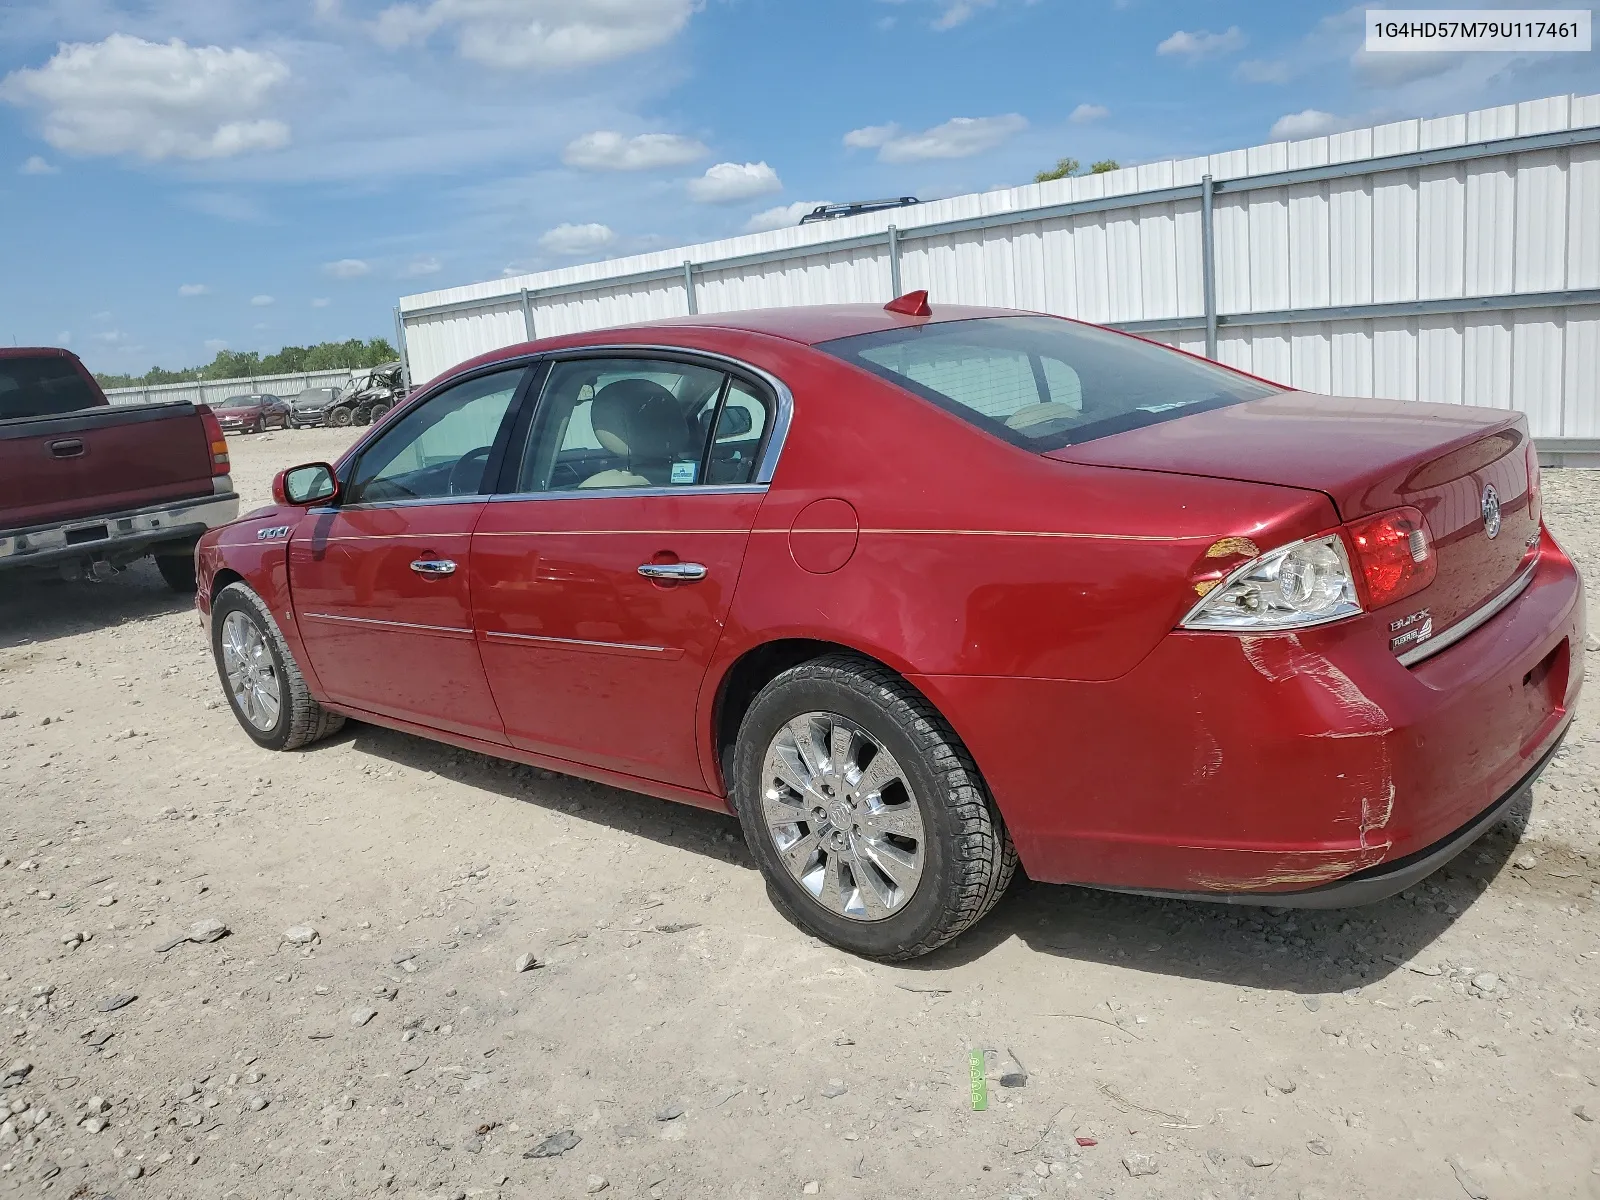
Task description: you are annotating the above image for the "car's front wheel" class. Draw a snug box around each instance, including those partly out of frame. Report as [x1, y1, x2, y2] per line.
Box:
[732, 654, 1016, 959]
[326, 407, 353, 428]
[211, 582, 344, 751]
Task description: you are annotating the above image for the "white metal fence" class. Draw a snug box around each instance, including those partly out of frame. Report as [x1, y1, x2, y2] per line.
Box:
[105, 368, 354, 407]
[399, 91, 1600, 460]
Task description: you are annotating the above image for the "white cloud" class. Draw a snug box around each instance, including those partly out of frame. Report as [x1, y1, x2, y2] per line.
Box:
[1269, 109, 1347, 139]
[204, 339, 229, 353]
[55, 331, 71, 346]
[1157, 26, 1246, 60]
[1350, 46, 1464, 88]
[92, 329, 130, 345]
[0, 35, 290, 162]
[932, 0, 997, 29]
[183, 191, 267, 222]
[846, 115, 1027, 163]
[563, 130, 708, 171]
[401, 256, 443, 277]
[1069, 103, 1109, 124]
[178, 283, 210, 297]
[250, 294, 275, 306]
[311, 297, 332, 308]
[744, 201, 829, 233]
[324, 258, 371, 279]
[372, 0, 696, 70]
[1236, 59, 1292, 84]
[19, 154, 57, 175]
[688, 161, 783, 204]
[538, 221, 616, 255]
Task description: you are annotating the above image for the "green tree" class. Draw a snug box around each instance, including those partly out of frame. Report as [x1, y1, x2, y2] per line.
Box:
[94, 337, 399, 390]
[1090, 159, 1120, 174]
[1035, 157, 1080, 183]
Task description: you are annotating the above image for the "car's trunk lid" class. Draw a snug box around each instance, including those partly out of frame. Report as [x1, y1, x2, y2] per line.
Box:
[1048, 392, 1538, 634]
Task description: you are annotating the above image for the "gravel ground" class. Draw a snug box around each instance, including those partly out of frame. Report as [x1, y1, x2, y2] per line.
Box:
[0, 427, 1597, 1200]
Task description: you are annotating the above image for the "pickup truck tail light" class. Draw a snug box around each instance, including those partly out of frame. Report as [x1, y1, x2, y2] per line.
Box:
[1182, 506, 1435, 632]
[196, 405, 231, 475]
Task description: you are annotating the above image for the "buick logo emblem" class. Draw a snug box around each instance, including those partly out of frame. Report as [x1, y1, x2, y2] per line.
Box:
[1481, 484, 1502, 539]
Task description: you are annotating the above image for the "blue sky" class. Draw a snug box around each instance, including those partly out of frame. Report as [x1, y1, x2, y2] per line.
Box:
[2, 0, 1596, 374]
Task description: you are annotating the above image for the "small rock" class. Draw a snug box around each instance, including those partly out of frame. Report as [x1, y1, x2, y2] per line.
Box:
[80, 1117, 106, 1134]
[585, 1176, 609, 1194]
[820, 1080, 847, 1099]
[98, 993, 136, 1012]
[124, 1164, 143, 1180]
[188, 918, 229, 944]
[1472, 973, 1500, 995]
[247, 1095, 268, 1112]
[1302, 995, 1322, 1012]
[349, 1008, 377, 1028]
[96, 895, 116, 907]
[1576, 1104, 1594, 1122]
[1513, 852, 1539, 870]
[86, 1096, 110, 1114]
[1320, 1023, 1345, 1039]
[1247, 1154, 1275, 1168]
[802, 1183, 820, 1196]
[1034, 1161, 1051, 1177]
[1267, 1073, 1297, 1094]
[283, 925, 318, 945]
[4, 1061, 30, 1080]
[514, 953, 541, 973]
[655, 1102, 685, 1122]
[1123, 1153, 1159, 1177]
[523, 1128, 581, 1158]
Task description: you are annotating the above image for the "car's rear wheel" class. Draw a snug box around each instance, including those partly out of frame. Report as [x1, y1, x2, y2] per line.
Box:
[327, 407, 353, 428]
[211, 582, 344, 751]
[154, 552, 197, 593]
[732, 654, 1016, 959]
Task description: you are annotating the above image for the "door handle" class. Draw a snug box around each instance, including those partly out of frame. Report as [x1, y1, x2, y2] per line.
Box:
[638, 562, 708, 582]
[409, 558, 457, 578]
[50, 439, 85, 459]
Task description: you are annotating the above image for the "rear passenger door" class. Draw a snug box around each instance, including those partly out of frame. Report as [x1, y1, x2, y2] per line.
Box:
[470, 354, 780, 790]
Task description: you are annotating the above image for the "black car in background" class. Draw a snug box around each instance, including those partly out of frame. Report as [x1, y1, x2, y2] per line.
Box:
[289, 386, 340, 428]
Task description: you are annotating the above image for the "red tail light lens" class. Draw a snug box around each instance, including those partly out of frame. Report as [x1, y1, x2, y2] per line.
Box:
[1345, 506, 1435, 609]
[196, 404, 231, 475]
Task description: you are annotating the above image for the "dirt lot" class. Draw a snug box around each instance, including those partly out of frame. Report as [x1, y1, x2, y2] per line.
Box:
[1, 427, 1597, 1200]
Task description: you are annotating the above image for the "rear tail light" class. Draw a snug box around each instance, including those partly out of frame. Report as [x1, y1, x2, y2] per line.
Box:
[1182, 506, 1436, 632]
[1345, 506, 1436, 610]
[1525, 438, 1542, 527]
[196, 404, 231, 475]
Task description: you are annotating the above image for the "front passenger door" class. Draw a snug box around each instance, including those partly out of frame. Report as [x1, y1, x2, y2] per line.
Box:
[289, 366, 528, 742]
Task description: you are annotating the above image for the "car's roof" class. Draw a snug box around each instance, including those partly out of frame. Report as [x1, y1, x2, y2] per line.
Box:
[609, 303, 1029, 347]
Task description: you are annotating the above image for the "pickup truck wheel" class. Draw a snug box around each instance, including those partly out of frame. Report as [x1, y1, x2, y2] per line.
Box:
[154, 553, 197, 593]
[211, 583, 345, 751]
[731, 654, 1016, 960]
[327, 407, 353, 428]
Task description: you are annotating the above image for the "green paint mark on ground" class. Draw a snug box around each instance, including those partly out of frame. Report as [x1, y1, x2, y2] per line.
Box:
[969, 1049, 987, 1110]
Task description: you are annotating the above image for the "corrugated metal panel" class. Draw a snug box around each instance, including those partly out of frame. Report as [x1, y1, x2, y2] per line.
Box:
[401, 90, 1600, 442]
[105, 368, 354, 407]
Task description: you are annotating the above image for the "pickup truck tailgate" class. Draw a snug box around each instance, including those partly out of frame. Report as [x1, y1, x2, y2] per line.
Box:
[0, 403, 217, 530]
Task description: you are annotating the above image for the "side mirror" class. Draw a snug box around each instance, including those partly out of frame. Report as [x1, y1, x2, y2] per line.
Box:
[273, 462, 338, 507]
[717, 406, 754, 439]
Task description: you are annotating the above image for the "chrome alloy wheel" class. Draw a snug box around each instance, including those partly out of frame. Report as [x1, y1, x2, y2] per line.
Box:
[760, 711, 926, 921]
[220, 610, 281, 732]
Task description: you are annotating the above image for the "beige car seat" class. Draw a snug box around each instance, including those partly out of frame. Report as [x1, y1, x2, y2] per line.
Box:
[578, 379, 691, 488]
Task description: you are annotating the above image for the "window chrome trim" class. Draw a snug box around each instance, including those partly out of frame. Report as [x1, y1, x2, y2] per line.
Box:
[310, 494, 490, 515]
[488, 483, 767, 504]
[1396, 559, 1537, 667]
[523, 343, 795, 487]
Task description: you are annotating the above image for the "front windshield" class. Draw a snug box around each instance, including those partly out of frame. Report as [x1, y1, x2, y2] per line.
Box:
[218, 396, 259, 409]
[819, 315, 1280, 451]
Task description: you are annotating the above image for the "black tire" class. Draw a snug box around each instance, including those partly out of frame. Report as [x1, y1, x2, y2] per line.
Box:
[367, 401, 392, 422]
[155, 552, 197, 593]
[210, 582, 344, 751]
[353, 405, 374, 426]
[732, 654, 1016, 960]
[327, 406, 353, 428]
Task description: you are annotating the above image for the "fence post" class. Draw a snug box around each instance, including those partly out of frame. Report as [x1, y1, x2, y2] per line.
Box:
[520, 289, 536, 341]
[683, 261, 698, 315]
[887, 225, 903, 298]
[393, 306, 412, 393]
[1201, 173, 1218, 360]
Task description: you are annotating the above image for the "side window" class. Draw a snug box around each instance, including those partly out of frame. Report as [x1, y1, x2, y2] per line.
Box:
[344, 368, 524, 505]
[706, 378, 772, 484]
[517, 357, 728, 492]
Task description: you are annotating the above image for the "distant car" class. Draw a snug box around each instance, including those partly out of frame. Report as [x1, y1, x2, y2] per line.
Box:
[800, 197, 920, 224]
[323, 364, 406, 427]
[289, 387, 340, 428]
[194, 297, 1581, 960]
[213, 393, 288, 434]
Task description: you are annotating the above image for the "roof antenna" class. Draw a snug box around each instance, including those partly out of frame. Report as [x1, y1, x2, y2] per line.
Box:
[884, 290, 931, 317]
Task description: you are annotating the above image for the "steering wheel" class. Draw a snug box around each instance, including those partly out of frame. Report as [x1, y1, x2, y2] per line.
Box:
[447, 446, 493, 496]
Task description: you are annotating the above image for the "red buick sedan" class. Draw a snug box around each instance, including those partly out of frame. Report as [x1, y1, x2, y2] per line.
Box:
[194, 297, 1584, 959]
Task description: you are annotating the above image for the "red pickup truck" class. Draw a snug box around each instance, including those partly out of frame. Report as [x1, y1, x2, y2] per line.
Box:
[0, 348, 239, 591]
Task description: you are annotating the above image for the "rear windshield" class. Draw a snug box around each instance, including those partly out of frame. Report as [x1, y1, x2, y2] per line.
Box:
[0, 356, 102, 420]
[819, 315, 1279, 450]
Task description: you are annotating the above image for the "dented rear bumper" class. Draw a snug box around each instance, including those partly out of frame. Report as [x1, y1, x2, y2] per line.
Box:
[910, 529, 1584, 902]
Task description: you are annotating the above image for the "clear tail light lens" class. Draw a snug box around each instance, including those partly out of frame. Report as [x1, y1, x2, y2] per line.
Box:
[1181, 533, 1362, 631]
[1345, 506, 1435, 609]
[1525, 438, 1542, 527]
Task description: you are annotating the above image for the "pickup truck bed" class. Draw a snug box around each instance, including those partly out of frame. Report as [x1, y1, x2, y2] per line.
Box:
[0, 348, 239, 589]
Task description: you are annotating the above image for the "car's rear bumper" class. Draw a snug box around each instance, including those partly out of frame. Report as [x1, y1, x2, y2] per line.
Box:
[911, 528, 1584, 902]
[0, 484, 240, 573]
